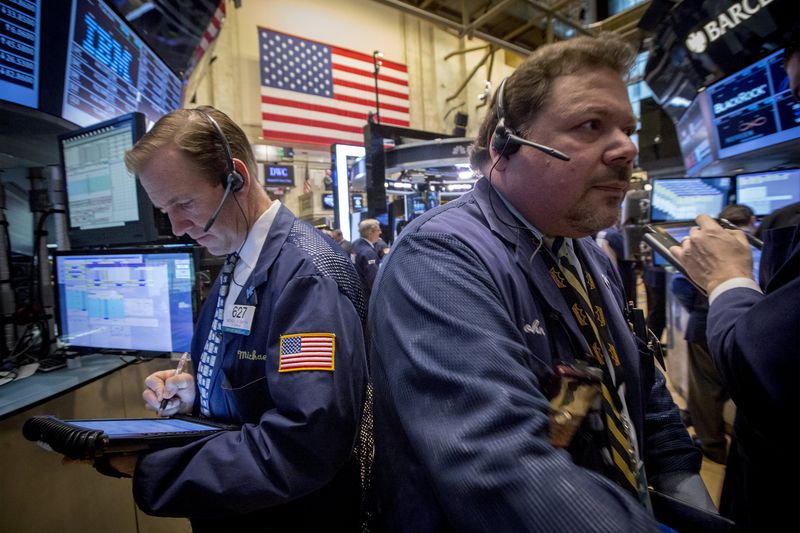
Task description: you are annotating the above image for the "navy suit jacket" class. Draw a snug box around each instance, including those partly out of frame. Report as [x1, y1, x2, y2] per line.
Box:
[134, 206, 369, 532]
[369, 178, 700, 532]
[708, 224, 800, 531]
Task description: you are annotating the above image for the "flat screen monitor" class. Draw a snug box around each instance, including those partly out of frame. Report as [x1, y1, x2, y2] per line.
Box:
[59, 111, 161, 248]
[676, 92, 715, 176]
[736, 169, 800, 217]
[321, 192, 334, 210]
[61, 0, 183, 127]
[0, 0, 41, 108]
[351, 193, 364, 211]
[650, 177, 732, 223]
[707, 48, 799, 160]
[54, 248, 195, 353]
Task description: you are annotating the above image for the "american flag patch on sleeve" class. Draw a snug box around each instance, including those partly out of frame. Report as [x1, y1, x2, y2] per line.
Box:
[279, 333, 335, 372]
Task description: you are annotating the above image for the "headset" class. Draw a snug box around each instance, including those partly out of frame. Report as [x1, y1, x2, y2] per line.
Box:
[194, 109, 245, 232]
[491, 78, 571, 161]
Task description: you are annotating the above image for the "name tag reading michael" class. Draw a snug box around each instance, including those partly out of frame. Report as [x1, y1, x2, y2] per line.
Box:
[222, 305, 256, 335]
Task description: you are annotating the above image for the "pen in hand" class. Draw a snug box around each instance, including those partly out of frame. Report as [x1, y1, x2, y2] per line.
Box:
[159, 352, 190, 415]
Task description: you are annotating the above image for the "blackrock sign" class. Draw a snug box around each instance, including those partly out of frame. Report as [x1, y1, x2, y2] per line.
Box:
[685, 0, 775, 54]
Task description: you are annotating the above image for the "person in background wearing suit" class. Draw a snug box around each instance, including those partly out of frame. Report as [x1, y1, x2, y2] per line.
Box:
[671, 212, 799, 532]
[351, 218, 383, 296]
[368, 34, 713, 532]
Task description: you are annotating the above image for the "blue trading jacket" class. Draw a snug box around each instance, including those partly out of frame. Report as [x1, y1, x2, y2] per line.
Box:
[708, 223, 800, 532]
[133, 205, 369, 532]
[369, 178, 701, 532]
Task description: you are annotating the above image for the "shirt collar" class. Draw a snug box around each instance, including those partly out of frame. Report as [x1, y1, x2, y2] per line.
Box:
[494, 189, 575, 254]
[236, 200, 281, 271]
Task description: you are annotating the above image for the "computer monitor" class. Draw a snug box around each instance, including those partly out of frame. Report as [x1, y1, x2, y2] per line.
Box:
[351, 193, 364, 211]
[650, 177, 732, 223]
[676, 93, 715, 176]
[54, 248, 195, 354]
[0, 0, 41, 109]
[321, 192, 334, 210]
[707, 48, 799, 160]
[61, 0, 183, 127]
[735, 169, 800, 217]
[59, 111, 163, 248]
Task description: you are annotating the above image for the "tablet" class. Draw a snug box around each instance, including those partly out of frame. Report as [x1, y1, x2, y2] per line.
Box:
[23, 415, 232, 459]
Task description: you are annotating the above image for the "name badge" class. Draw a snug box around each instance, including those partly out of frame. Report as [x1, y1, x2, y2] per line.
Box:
[222, 304, 256, 335]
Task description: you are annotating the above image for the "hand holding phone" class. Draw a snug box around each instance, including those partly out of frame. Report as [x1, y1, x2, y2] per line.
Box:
[643, 225, 707, 295]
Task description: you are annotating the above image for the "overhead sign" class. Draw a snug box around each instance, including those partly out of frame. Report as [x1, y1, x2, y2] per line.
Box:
[264, 164, 295, 187]
[685, 0, 775, 54]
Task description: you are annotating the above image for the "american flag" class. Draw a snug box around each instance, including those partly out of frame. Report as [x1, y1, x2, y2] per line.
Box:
[258, 28, 410, 146]
[279, 333, 335, 372]
[187, 1, 225, 76]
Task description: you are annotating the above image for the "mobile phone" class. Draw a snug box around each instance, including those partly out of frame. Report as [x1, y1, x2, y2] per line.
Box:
[643, 225, 707, 296]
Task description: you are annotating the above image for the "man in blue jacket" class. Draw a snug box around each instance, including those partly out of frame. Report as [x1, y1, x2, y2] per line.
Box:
[369, 34, 712, 532]
[351, 218, 383, 296]
[114, 106, 370, 532]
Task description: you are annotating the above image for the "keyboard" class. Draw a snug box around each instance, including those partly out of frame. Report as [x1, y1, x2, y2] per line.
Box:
[36, 357, 67, 373]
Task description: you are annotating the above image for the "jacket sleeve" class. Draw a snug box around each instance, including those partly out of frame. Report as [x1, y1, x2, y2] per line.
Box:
[706, 283, 799, 424]
[133, 275, 367, 518]
[370, 233, 661, 532]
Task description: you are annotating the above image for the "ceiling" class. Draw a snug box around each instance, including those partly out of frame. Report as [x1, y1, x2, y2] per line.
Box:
[370, 0, 652, 56]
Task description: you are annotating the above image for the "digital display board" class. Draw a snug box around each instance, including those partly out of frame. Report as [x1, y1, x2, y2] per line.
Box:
[264, 163, 295, 187]
[650, 177, 732, 222]
[736, 169, 800, 216]
[0, 0, 40, 108]
[62, 0, 183, 127]
[708, 48, 800, 160]
[676, 93, 715, 176]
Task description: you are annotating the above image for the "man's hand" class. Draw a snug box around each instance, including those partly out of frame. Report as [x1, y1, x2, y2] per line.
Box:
[143, 369, 196, 416]
[669, 214, 753, 294]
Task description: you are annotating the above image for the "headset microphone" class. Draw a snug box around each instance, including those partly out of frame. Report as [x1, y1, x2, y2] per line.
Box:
[195, 109, 245, 233]
[492, 78, 571, 162]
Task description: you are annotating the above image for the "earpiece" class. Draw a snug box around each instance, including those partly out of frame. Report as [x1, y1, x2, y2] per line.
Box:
[194, 109, 245, 232]
[491, 78, 571, 162]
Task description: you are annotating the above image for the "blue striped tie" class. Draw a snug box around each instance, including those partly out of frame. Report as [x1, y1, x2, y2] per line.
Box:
[197, 252, 239, 417]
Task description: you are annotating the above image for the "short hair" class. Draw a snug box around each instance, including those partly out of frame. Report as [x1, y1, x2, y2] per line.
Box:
[719, 203, 755, 227]
[469, 33, 637, 171]
[359, 219, 380, 238]
[124, 106, 256, 188]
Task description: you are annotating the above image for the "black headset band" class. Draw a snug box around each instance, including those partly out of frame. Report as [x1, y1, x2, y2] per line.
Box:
[195, 108, 236, 177]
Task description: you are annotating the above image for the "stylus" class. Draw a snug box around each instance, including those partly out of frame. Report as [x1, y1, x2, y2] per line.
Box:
[159, 352, 190, 414]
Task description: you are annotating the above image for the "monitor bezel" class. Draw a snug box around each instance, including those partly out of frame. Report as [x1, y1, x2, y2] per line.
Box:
[58, 111, 164, 248]
[52, 245, 198, 354]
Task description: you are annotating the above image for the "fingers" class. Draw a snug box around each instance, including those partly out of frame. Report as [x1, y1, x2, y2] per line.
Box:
[695, 214, 719, 229]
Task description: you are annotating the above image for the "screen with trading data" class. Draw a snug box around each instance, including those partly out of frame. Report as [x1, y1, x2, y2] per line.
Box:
[650, 177, 732, 222]
[59, 111, 163, 247]
[0, 0, 40, 108]
[736, 169, 800, 217]
[54, 249, 194, 353]
[61, 0, 182, 127]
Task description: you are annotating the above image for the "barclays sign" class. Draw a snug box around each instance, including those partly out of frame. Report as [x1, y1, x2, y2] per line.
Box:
[685, 0, 775, 54]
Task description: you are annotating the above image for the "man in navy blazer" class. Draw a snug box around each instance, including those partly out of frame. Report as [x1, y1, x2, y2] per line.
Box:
[672, 215, 799, 531]
[369, 34, 711, 532]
